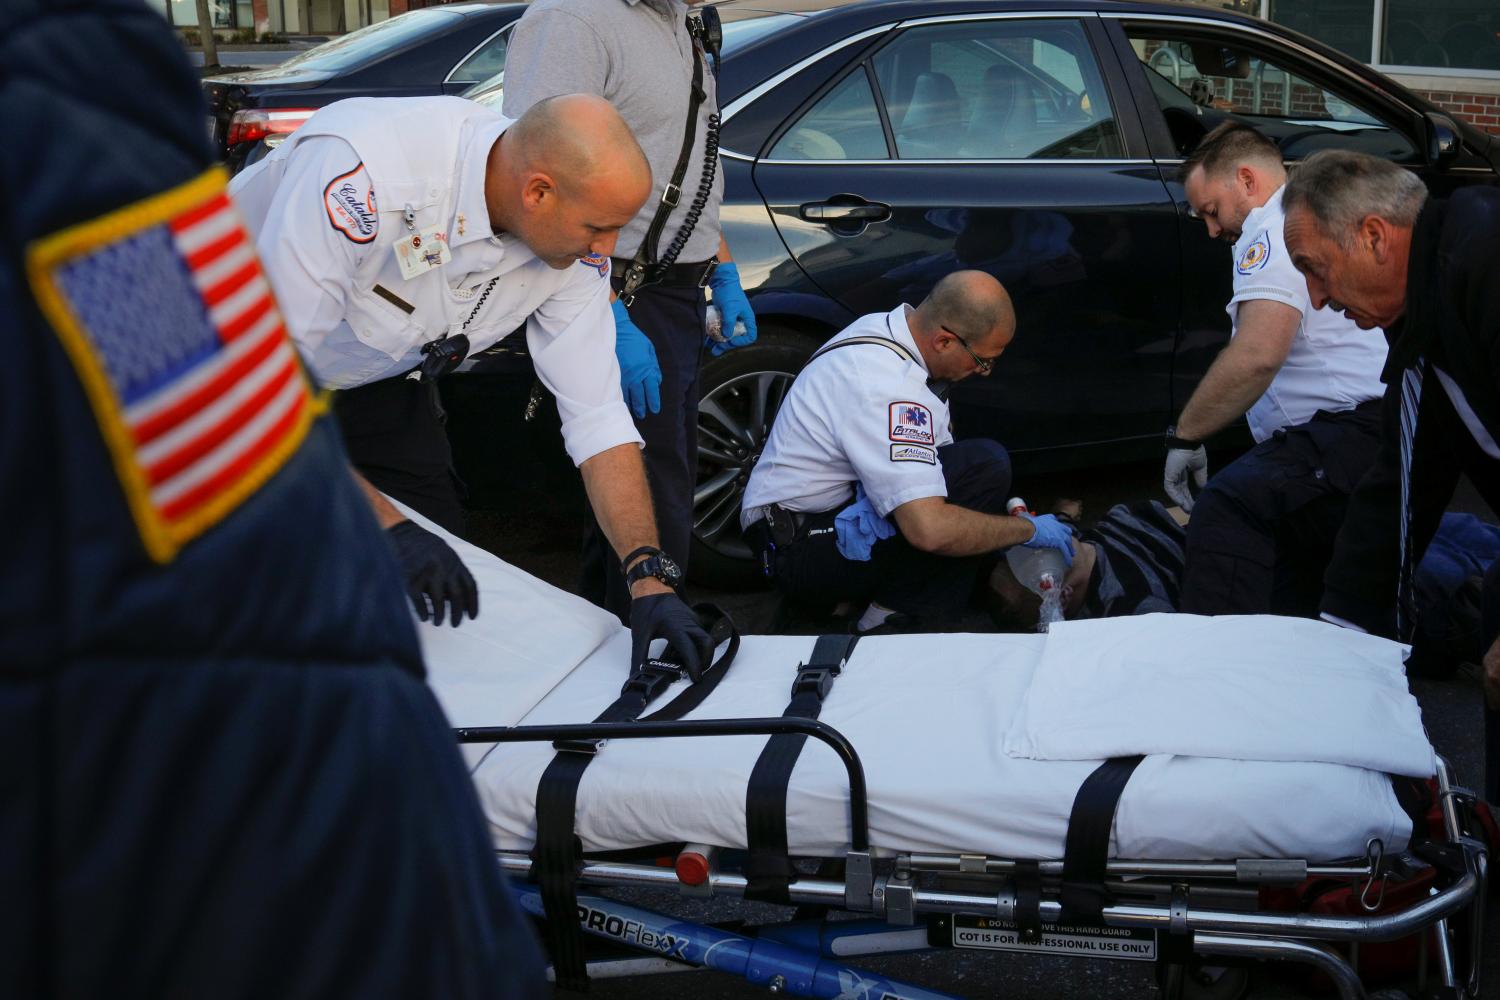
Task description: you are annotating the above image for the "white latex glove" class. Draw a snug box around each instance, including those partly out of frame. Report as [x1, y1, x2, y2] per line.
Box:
[1163, 445, 1209, 512]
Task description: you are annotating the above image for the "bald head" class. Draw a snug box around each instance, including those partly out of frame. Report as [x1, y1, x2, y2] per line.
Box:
[506, 94, 651, 199]
[909, 270, 1017, 381]
[487, 93, 652, 268]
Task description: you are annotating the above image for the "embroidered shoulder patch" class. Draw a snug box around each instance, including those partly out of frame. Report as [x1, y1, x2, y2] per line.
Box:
[324, 162, 378, 244]
[1236, 232, 1271, 274]
[579, 253, 610, 278]
[26, 167, 313, 563]
[889, 401, 935, 445]
[890, 443, 936, 464]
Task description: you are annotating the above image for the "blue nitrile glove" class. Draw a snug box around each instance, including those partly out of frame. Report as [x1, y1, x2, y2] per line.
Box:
[612, 297, 662, 418]
[1018, 512, 1075, 567]
[706, 261, 758, 357]
[834, 485, 897, 561]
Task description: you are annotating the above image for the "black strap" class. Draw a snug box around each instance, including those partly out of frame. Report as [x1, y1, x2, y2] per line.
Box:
[534, 606, 737, 991]
[1013, 860, 1043, 943]
[807, 334, 917, 367]
[804, 332, 949, 400]
[743, 633, 857, 903]
[1059, 755, 1145, 925]
[618, 29, 708, 304]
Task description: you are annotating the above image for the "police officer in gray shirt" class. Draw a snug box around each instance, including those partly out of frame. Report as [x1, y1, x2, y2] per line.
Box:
[504, 0, 759, 619]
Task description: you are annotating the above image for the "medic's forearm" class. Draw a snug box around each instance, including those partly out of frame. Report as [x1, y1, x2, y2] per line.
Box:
[578, 443, 672, 598]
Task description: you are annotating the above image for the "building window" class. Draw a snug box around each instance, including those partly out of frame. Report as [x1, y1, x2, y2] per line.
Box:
[159, 0, 238, 28]
[1266, 0, 1375, 63]
[1381, 0, 1500, 71]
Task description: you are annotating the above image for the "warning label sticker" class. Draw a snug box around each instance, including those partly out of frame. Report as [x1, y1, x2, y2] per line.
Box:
[950, 916, 1156, 961]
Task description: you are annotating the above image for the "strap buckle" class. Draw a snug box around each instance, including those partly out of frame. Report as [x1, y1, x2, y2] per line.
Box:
[791, 662, 840, 701]
[662, 183, 682, 208]
[622, 659, 686, 701]
[698, 258, 720, 288]
[552, 737, 605, 755]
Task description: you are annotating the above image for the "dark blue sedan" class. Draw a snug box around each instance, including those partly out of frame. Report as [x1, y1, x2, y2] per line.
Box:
[456, 0, 1500, 585]
[203, 2, 525, 173]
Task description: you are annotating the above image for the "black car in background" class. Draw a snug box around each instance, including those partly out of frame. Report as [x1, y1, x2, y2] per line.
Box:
[460, 0, 1500, 585]
[202, 2, 524, 173]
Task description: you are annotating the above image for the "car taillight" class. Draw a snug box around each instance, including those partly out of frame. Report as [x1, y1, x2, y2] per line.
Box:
[226, 108, 316, 147]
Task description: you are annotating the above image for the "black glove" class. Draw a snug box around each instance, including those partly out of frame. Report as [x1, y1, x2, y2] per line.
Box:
[629, 592, 713, 682]
[385, 520, 479, 627]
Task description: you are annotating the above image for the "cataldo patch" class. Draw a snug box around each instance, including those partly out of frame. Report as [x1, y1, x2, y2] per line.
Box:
[889, 401, 935, 445]
[890, 443, 936, 464]
[579, 252, 610, 278]
[25, 167, 314, 563]
[324, 162, 378, 244]
[1236, 231, 1271, 274]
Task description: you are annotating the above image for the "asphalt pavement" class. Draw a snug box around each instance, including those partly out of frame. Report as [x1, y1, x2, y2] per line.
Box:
[465, 455, 1499, 1000]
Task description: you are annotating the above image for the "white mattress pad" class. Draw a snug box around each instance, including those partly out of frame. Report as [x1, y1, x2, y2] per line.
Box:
[403, 503, 1419, 863]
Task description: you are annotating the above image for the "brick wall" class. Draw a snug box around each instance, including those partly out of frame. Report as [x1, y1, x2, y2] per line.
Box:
[1409, 89, 1500, 135]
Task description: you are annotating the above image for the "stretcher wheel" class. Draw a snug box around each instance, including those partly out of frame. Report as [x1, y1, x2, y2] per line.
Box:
[1155, 962, 1249, 1000]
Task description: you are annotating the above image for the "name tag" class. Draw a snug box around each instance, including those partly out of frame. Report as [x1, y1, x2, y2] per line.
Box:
[393, 225, 452, 280]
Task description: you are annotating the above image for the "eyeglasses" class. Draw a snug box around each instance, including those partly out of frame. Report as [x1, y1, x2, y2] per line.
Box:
[941, 326, 996, 376]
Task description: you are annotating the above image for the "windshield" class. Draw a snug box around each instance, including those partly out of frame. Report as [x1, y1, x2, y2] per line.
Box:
[465, 11, 800, 107]
[274, 9, 461, 73]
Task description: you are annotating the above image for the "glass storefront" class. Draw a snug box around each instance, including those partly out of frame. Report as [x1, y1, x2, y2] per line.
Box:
[1262, 0, 1500, 72]
[1266, 0, 1374, 62]
[1381, 0, 1500, 71]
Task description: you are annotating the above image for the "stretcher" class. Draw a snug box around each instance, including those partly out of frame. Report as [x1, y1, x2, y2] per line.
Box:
[404, 504, 1491, 999]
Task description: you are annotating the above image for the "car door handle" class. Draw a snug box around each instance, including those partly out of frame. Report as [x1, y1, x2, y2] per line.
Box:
[799, 200, 891, 223]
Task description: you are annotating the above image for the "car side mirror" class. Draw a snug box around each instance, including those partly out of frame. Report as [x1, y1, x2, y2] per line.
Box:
[1424, 111, 1460, 168]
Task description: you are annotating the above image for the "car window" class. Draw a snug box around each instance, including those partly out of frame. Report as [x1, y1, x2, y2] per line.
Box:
[870, 19, 1122, 160]
[274, 9, 462, 73]
[769, 67, 889, 160]
[1126, 28, 1419, 163]
[449, 25, 511, 84]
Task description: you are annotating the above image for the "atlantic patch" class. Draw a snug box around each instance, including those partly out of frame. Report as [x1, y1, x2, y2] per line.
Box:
[323, 162, 378, 244]
[579, 252, 610, 278]
[889, 401, 934, 445]
[890, 443, 936, 464]
[1236, 232, 1270, 274]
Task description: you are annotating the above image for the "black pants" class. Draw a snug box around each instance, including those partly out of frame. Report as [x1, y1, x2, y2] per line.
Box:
[333, 375, 465, 536]
[579, 282, 707, 621]
[756, 439, 1012, 622]
[1181, 402, 1381, 617]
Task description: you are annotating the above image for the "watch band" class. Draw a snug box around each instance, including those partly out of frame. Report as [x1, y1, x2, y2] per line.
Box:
[1165, 425, 1203, 450]
[622, 545, 662, 571]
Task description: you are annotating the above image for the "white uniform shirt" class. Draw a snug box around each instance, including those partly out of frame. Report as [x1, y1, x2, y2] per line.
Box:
[741, 305, 953, 528]
[229, 97, 640, 467]
[1228, 185, 1387, 443]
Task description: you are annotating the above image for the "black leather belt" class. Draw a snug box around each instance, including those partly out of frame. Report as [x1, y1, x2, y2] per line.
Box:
[610, 257, 717, 288]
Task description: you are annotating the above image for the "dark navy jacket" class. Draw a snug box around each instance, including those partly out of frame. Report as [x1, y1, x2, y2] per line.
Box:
[1, 2, 543, 995]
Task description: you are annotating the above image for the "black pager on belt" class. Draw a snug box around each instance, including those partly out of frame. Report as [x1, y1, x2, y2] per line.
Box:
[763, 505, 799, 548]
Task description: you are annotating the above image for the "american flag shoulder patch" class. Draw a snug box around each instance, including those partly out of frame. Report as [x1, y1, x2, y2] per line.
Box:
[26, 167, 314, 563]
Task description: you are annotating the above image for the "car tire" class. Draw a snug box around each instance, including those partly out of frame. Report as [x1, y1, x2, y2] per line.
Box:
[690, 325, 818, 590]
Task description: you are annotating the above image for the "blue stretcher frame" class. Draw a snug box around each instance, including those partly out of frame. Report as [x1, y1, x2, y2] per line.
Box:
[509, 885, 963, 999]
[458, 720, 1490, 1000]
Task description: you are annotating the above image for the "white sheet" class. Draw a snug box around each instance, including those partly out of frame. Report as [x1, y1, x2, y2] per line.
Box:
[1002, 615, 1435, 778]
[397, 501, 1417, 862]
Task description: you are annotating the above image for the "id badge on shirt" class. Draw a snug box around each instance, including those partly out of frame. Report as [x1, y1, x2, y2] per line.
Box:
[393, 225, 452, 280]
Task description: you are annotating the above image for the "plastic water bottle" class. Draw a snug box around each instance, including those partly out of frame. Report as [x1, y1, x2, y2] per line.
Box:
[702, 302, 745, 345]
[1008, 497, 1068, 599]
[1037, 572, 1064, 632]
